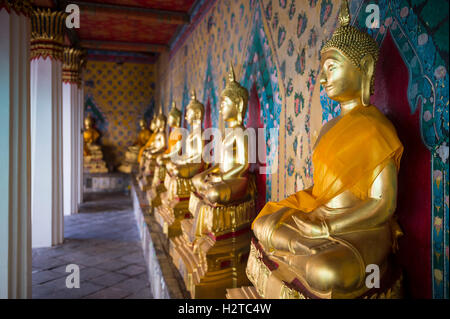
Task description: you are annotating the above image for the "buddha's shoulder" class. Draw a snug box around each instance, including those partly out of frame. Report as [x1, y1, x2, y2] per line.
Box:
[357, 105, 397, 131]
[314, 117, 341, 149]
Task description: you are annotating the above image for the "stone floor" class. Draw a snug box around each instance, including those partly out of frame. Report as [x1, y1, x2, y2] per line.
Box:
[32, 192, 152, 299]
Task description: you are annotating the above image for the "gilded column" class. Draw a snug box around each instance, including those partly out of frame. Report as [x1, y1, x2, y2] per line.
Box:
[62, 47, 84, 216]
[0, 0, 32, 298]
[30, 8, 66, 247]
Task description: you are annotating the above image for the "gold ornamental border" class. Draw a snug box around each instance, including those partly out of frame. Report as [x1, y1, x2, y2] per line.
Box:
[30, 8, 67, 61]
[63, 47, 85, 85]
[0, 0, 33, 17]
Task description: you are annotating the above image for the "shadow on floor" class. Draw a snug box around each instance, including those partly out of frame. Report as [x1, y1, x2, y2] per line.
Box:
[32, 191, 151, 299]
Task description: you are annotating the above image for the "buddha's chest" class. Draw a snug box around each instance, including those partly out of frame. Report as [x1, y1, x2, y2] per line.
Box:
[84, 130, 95, 142]
[186, 131, 201, 155]
[220, 134, 240, 172]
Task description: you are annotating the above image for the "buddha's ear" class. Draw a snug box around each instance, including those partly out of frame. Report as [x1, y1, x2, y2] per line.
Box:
[237, 97, 244, 123]
[361, 54, 374, 106]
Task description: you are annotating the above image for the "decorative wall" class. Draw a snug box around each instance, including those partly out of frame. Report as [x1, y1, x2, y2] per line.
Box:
[156, 0, 448, 298]
[84, 59, 155, 168]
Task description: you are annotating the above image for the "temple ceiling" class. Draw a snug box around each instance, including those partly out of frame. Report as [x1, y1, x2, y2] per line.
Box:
[33, 0, 197, 58]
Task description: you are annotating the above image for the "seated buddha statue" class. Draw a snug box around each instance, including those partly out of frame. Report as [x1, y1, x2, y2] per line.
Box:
[83, 114, 108, 173]
[138, 108, 167, 191]
[137, 116, 157, 165]
[118, 118, 152, 174]
[233, 0, 404, 300]
[170, 65, 257, 299]
[154, 92, 205, 238]
[136, 116, 156, 187]
[147, 102, 183, 208]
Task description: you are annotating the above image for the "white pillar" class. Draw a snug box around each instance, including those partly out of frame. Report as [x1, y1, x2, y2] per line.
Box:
[0, 7, 31, 299]
[62, 48, 84, 215]
[77, 83, 84, 206]
[30, 9, 65, 248]
[63, 83, 78, 215]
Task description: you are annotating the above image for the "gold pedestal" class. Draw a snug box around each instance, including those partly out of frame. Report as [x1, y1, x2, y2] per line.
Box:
[226, 286, 262, 299]
[229, 239, 403, 299]
[154, 172, 194, 239]
[146, 164, 167, 208]
[137, 158, 156, 192]
[118, 146, 140, 174]
[170, 190, 256, 299]
[84, 144, 108, 173]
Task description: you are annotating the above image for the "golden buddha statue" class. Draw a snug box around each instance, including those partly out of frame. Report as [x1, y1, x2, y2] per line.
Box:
[170, 65, 257, 299]
[138, 107, 167, 191]
[136, 116, 156, 187]
[147, 102, 183, 208]
[228, 0, 404, 300]
[136, 118, 152, 146]
[83, 114, 108, 173]
[138, 116, 157, 165]
[154, 92, 205, 238]
[118, 118, 152, 174]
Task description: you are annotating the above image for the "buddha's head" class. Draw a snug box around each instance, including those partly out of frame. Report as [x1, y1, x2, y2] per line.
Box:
[84, 114, 94, 129]
[185, 90, 205, 126]
[319, 0, 379, 106]
[139, 118, 147, 130]
[149, 117, 157, 132]
[168, 101, 182, 128]
[155, 106, 167, 132]
[220, 63, 248, 124]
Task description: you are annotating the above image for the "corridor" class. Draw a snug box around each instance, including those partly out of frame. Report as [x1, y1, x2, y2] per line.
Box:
[32, 192, 151, 299]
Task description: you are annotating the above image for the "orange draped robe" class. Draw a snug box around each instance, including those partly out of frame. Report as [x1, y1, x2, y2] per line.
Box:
[137, 133, 155, 164]
[252, 105, 403, 228]
[136, 128, 152, 147]
[165, 127, 183, 155]
[137, 128, 183, 163]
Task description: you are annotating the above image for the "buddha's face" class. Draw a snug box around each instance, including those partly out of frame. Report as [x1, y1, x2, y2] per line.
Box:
[84, 118, 92, 129]
[220, 95, 238, 122]
[168, 114, 177, 127]
[186, 107, 201, 125]
[155, 117, 165, 130]
[139, 120, 146, 129]
[150, 120, 157, 132]
[319, 49, 363, 103]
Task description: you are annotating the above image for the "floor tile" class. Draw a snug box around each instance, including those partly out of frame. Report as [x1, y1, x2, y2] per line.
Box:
[32, 192, 151, 299]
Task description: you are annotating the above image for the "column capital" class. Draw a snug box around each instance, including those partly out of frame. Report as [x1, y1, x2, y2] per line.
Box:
[0, 0, 33, 17]
[63, 47, 86, 86]
[30, 8, 66, 61]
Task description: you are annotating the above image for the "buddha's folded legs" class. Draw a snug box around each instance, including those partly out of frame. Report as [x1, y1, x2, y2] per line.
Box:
[204, 177, 249, 204]
[192, 170, 209, 194]
[262, 223, 392, 296]
[252, 207, 294, 250]
[167, 162, 204, 179]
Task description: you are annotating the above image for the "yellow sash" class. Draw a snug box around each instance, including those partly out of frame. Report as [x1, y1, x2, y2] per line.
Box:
[136, 129, 151, 146]
[165, 128, 183, 154]
[137, 133, 155, 163]
[252, 105, 403, 228]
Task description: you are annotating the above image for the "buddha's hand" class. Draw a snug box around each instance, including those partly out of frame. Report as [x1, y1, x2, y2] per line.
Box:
[253, 209, 288, 250]
[291, 213, 330, 239]
[205, 184, 229, 204]
[167, 163, 179, 176]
